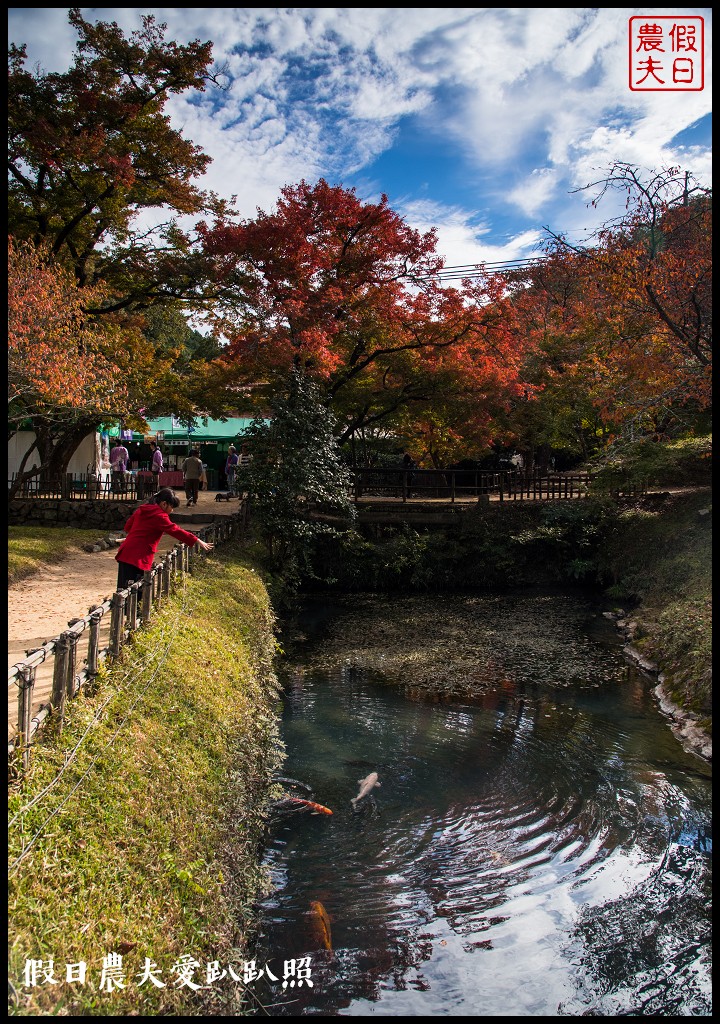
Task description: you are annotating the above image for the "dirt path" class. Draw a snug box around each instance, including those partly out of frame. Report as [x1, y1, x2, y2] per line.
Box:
[7, 491, 241, 740]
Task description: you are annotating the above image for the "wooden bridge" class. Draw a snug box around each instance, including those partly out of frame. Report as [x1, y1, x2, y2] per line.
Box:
[352, 468, 595, 502]
[345, 468, 646, 527]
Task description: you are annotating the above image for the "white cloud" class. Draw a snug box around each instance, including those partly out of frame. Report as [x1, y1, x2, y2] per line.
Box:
[398, 199, 543, 268]
[8, 7, 712, 251]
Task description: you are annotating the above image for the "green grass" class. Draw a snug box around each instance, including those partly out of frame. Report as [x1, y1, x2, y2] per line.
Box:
[597, 487, 712, 726]
[8, 545, 284, 1016]
[8, 526, 109, 586]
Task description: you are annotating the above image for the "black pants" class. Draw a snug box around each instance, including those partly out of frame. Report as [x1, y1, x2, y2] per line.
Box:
[111, 471, 127, 494]
[185, 478, 200, 502]
[117, 560, 145, 591]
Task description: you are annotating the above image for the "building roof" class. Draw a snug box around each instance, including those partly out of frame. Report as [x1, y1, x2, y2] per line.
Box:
[107, 415, 258, 442]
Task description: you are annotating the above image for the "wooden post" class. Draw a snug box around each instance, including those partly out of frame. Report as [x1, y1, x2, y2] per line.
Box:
[128, 585, 138, 632]
[142, 571, 153, 622]
[162, 555, 171, 597]
[66, 630, 79, 698]
[87, 611, 101, 677]
[109, 591, 125, 658]
[402, 470, 408, 502]
[52, 633, 70, 729]
[18, 664, 36, 771]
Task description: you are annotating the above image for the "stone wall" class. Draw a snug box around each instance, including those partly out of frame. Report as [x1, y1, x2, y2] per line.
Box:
[9, 498, 139, 530]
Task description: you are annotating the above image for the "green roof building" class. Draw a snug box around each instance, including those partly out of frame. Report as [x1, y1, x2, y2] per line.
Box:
[106, 415, 261, 488]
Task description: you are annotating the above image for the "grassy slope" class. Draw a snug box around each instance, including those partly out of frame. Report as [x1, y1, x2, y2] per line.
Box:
[597, 487, 712, 727]
[8, 544, 284, 1016]
[8, 526, 108, 586]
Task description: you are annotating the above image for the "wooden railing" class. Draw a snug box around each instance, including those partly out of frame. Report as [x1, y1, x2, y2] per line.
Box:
[8, 471, 190, 501]
[8, 511, 247, 773]
[351, 469, 603, 502]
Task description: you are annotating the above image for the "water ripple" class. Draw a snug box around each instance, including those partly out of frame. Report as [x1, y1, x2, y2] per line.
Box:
[250, 593, 711, 1017]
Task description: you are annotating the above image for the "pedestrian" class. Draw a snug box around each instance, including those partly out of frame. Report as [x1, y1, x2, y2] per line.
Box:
[110, 440, 129, 494]
[225, 445, 239, 492]
[149, 440, 164, 481]
[182, 448, 204, 506]
[402, 452, 416, 497]
[115, 487, 213, 590]
[238, 444, 251, 469]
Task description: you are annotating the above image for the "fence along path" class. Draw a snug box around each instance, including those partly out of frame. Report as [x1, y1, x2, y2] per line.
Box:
[8, 511, 246, 773]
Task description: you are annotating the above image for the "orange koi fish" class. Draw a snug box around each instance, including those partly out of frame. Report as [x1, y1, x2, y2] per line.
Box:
[309, 900, 333, 951]
[272, 797, 333, 815]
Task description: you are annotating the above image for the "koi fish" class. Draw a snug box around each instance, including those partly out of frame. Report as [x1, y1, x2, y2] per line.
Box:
[309, 900, 333, 951]
[351, 772, 380, 808]
[272, 797, 333, 815]
[274, 776, 313, 792]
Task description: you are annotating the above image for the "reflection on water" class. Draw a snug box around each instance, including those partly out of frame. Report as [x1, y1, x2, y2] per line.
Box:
[249, 592, 712, 1017]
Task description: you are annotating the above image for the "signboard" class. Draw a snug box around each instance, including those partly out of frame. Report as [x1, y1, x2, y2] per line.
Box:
[156, 431, 165, 441]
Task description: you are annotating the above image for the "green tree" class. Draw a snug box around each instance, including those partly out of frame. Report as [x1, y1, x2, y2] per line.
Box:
[8, 12, 244, 490]
[238, 371, 356, 579]
[8, 9, 236, 313]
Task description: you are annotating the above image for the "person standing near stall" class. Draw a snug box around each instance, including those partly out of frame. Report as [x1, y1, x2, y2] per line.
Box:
[225, 445, 239, 492]
[115, 487, 213, 590]
[110, 441, 130, 494]
[149, 440, 164, 481]
[182, 448, 204, 507]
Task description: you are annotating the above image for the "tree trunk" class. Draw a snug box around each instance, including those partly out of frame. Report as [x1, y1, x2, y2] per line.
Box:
[8, 417, 100, 501]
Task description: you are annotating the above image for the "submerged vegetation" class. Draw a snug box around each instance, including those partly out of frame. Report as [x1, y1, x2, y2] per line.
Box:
[8, 546, 283, 1016]
[295, 485, 711, 735]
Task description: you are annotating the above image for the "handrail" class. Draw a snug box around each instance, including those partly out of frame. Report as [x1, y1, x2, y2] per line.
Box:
[8, 509, 247, 773]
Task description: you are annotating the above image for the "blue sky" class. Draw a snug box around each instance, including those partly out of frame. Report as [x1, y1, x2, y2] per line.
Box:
[8, 7, 712, 269]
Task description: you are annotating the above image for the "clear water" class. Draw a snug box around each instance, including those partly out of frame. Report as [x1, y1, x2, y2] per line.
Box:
[250, 591, 712, 1017]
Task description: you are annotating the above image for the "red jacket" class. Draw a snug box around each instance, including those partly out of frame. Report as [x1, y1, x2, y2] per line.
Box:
[116, 503, 200, 571]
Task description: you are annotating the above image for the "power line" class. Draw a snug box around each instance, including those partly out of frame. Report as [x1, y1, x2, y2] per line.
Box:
[416, 255, 549, 282]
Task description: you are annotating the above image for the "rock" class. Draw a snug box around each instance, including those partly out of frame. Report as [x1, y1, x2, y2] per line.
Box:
[624, 644, 659, 673]
[654, 682, 712, 762]
[82, 543, 96, 553]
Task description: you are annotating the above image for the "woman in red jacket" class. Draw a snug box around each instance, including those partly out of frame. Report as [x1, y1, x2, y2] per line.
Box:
[115, 487, 214, 590]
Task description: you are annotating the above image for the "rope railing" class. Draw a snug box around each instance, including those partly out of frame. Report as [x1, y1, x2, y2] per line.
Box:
[8, 510, 247, 774]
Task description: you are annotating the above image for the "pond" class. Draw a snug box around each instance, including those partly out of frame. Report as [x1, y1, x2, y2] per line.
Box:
[248, 590, 712, 1017]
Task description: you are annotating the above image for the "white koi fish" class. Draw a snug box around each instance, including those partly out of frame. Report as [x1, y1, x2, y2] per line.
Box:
[351, 772, 381, 808]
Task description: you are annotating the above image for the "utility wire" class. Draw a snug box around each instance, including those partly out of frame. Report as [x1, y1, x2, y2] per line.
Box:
[416, 255, 549, 282]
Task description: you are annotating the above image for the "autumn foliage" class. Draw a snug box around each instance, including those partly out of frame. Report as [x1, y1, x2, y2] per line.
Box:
[6, 7, 712, 482]
[529, 166, 712, 430]
[201, 179, 535, 458]
[8, 237, 124, 422]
